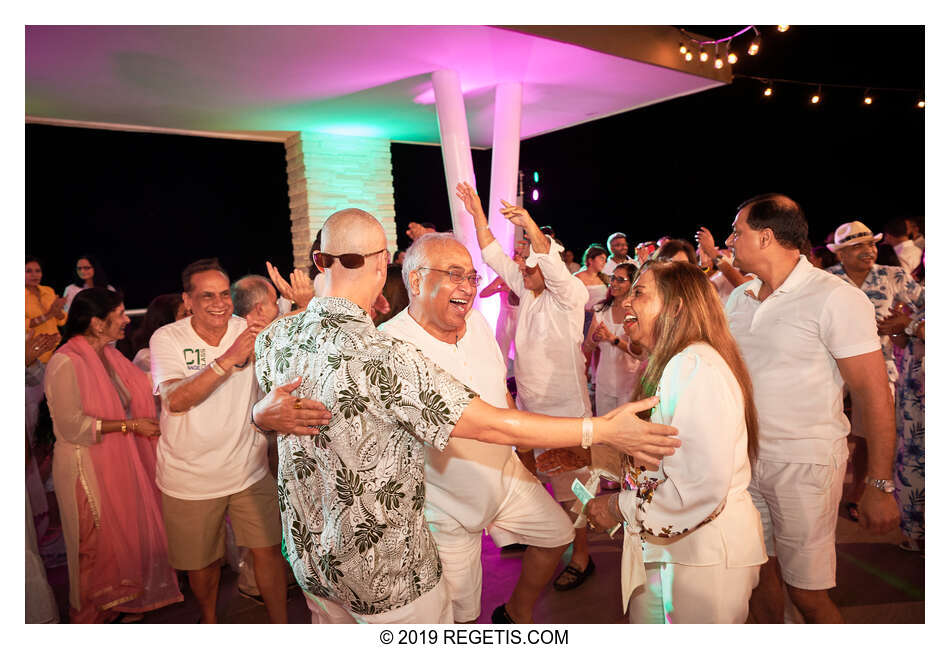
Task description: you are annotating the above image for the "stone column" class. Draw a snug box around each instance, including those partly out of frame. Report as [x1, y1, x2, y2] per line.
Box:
[284, 132, 397, 271]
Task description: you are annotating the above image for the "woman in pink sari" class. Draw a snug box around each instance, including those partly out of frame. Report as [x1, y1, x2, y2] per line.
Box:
[46, 288, 182, 623]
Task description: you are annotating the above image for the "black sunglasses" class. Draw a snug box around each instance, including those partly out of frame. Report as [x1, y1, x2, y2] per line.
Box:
[313, 248, 388, 270]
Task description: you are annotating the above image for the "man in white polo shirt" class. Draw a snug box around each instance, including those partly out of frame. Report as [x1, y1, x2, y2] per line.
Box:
[379, 233, 575, 624]
[724, 194, 900, 623]
[151, 259, 329, 624]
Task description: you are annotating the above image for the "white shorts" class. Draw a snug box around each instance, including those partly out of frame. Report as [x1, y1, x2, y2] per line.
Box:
[427, 464, 575, 622]
[628, 561, 760, 624]
[748, 453, 847, 590]
[303, 576, 452, 624]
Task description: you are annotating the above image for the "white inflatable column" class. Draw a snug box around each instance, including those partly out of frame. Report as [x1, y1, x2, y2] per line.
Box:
[484, 82, 523, 334]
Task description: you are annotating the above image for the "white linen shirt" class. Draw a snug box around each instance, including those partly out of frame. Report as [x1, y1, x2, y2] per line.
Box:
[482, 238, 591, 417]
[725, 256, 881, 464]
[380, 308, 520, 533]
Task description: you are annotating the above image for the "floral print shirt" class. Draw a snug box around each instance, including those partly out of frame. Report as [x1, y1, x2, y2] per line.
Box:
[255, 297, 476, 615]
[827, 263, 924, 384]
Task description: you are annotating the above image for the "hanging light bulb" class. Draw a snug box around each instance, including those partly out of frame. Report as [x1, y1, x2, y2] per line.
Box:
[777, 25, 790, 32]
[763, 85, 773, 97]
[863, 91, 873, 105]
[917, 99, 925, 108]
[728, 50, 738, 64]
[748, 36, 761, 56]
[679, 42, 688, 55]
[684, 50, 694, 62]
[714, 44, 724, 69]
[699, 47, 708, 62]
[811, 87, 821, 104]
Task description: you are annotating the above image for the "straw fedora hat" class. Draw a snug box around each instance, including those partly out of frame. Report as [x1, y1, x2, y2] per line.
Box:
[826, 221, 883, 252]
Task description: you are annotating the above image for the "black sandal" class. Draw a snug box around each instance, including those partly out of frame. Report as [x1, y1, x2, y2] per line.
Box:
[491, 603, 517, 624]
[553, 557, 595, 591]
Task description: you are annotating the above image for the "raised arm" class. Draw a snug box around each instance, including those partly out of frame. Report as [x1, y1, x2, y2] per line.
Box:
[155, 320, 263, 413]
[456, 182, 525, 297]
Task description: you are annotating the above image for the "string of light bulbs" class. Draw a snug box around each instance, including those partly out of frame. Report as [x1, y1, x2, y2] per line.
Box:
[735, 73, 925, 108]
[677, 25, 789, 69]
[676, 26, 924, 109]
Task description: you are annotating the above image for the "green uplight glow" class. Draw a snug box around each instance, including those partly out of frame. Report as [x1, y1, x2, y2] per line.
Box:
[310, 123, 388, 138]
[533, 171, 540, 183]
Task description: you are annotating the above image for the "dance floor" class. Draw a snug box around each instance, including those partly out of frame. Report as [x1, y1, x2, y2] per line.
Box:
[41, 508, 923, 624]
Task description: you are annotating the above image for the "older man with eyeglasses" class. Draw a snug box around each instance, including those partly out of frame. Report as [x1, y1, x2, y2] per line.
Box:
[379, 233, 577, 624]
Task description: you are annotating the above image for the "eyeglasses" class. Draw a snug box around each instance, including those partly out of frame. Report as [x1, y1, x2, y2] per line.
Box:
[313, 248, 388, 269]
[419, 267, 481, 286]
[609, 275, 631, 284]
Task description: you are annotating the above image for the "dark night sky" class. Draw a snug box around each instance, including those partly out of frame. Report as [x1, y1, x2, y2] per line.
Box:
[25, 25, 924, 309]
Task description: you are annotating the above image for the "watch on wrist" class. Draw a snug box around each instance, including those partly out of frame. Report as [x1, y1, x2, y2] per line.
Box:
[611, 337, 620, 346]
[864, 477, 896, 494]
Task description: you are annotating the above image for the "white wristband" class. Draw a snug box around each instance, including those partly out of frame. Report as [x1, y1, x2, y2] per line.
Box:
[209, 360, 227, 377]
[581, 417, 594, 449]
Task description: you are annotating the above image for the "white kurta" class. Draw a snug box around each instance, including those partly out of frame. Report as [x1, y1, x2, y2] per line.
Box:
[481, 238, 590, 418]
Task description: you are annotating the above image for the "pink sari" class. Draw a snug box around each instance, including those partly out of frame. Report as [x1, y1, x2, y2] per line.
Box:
[57, 336, 182, 621]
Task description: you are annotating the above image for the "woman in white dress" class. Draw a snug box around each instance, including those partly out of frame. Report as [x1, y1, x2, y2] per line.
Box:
[582, 262, 647, 416]
[540, 260, 766, 623]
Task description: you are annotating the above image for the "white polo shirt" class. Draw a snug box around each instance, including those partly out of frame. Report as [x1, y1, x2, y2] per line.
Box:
[380, 307, 518, 533]
[150, 316, 269, 499]
[725, 256, 880, 464]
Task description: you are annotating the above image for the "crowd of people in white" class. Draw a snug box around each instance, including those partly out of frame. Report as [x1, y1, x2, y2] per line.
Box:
[25, 190, 923, 624]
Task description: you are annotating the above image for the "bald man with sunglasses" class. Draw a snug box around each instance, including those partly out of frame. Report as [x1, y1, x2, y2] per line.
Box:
[253, 208, 680, 624]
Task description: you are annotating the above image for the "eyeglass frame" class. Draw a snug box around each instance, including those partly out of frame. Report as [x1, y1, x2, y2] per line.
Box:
[312, 248, 388, 270]
[417, 267, 482, 287]
[608, 274, 631, 284]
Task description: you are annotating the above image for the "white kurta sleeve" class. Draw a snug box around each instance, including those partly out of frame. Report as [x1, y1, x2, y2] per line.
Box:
[482, 240, 527, 299]
[617, 350, 737, 538]
[528, 236, 588, 312]
[44, 354, 100, 446]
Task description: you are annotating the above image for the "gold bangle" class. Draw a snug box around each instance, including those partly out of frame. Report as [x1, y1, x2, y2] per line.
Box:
[120, 420, 127, 434]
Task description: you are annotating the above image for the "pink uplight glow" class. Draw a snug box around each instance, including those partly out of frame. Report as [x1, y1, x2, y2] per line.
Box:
[531, 189, 540, 201]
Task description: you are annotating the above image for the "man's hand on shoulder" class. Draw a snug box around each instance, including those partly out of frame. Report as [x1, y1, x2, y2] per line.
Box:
[253, 376, 332, 435]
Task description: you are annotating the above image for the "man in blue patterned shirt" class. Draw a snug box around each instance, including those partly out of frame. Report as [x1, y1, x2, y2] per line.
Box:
[826, 220, 924, 536]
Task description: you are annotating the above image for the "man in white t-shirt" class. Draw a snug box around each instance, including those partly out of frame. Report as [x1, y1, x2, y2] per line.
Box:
[379, 233, 575, 624]
[723, 194, 900, 623]
[151, 259, 329, 624]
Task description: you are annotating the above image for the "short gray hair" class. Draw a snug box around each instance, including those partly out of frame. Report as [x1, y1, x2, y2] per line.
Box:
[231, 275, 272, 317]
[402, 232, 463, 291]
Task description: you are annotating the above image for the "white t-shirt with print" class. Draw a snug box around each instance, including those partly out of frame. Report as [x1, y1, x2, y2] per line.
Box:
[150, 316, 268, 499]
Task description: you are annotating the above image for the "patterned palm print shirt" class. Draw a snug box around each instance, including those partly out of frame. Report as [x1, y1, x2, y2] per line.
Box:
[255, 297, 476, 615]
[827, 263, 924, 383]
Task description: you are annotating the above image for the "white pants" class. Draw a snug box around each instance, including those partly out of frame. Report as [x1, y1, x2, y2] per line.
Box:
[304, 577, 452, 624]
[428, 464, 574, 622]
[628, 561, 760, 624]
